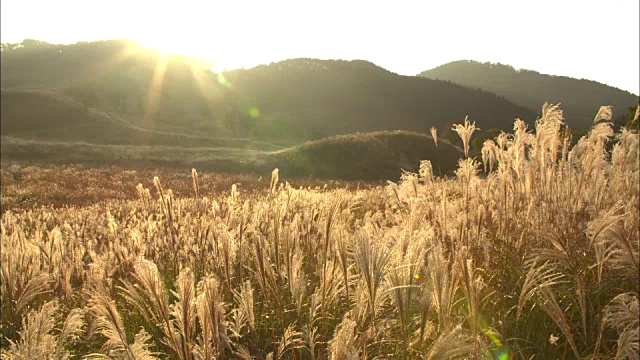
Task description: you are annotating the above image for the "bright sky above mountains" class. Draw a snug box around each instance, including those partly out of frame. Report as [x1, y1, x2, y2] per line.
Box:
[2, 0, 639, 94]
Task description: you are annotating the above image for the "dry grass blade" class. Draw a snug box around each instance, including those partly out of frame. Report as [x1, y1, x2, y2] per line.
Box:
[425, 325, 474, 360]
[171, 267, 196, 360]
[328, 317, 360, 360]
[425, 245, 458, 332]
[604, 292, 639, 360]
[88, 289, 156, 360]
[302, 324, 319, 360]
[430, 127, 438, 146]
[517, 258, 566, 319]
[55, 307, 86, 359]
[614, 326, 639, 360]
[233, 281, 255, 332]
[354, 235, 390, 325]
[1, 301, 57, 359]
[194, 275, 228, 357]
[536, 286, 581, 358]
[231, 344, 253, 360]
[276, 324, 303, 360]
[191, 168, 200, 199]
[451, 116, 478, 158]
[11, 273, 51, 322]
[593, 105, 614, 124]
[119, 259, 183, 358]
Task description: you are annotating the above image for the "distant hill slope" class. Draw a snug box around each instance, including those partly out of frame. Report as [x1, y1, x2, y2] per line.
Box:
[0, 90, 279, 150]
[1, 130, 461, 181]
[222, 59, 537, 141]
[268, 131, 462, 180]
[2, 40, 536, 149]
[419, 60, 638, 128]
[1, 40, 233, 139]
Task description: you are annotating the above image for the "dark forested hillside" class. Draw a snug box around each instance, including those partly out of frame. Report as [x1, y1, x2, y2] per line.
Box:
[267, 130, 463, 180]
[1, 40, 536, 149]
[224, 59, 537, 142]
[419, 60, 638, 128]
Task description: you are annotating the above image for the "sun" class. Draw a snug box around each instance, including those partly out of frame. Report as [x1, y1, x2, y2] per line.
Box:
[137, 37, 232, 73]
[130, 33, 229, 130]
[125, 31, 252, 129]
[138, 34, 190, 58]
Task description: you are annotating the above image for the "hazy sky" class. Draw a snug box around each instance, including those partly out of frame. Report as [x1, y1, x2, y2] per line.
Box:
[2, 0, 639, 94]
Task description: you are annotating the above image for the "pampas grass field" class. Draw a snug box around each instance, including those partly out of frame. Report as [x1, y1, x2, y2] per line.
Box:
[1, 103, 638, 359]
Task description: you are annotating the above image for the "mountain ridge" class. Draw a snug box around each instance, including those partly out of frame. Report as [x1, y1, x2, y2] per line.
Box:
[1, 40, 537, 147]
[419, 60, 638, 128]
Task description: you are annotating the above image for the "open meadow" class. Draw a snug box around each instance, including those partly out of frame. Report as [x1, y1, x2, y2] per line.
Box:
[0, 162, 369, 214]
[1, 104, 638, 359]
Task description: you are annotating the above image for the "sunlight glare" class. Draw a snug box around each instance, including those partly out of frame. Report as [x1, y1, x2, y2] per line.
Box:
[143, 54, 170, 126]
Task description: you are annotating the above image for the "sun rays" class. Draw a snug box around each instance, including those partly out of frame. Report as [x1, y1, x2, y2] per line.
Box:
[79, 40, 171, 122]
[88, 39, 262, 143]
[142, 52, 169, 127]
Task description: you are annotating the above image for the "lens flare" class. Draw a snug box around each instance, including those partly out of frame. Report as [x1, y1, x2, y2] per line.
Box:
[484, 327, 509, 359]
[476, 316, 509, 360]
[248, 107, 260, 119]
[216, 73, 231, 88]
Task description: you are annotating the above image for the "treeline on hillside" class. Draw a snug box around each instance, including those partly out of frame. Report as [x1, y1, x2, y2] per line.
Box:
[420, 60, 638, 128]
[2, 40, 536, 146]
